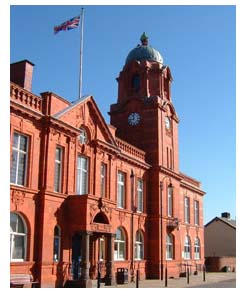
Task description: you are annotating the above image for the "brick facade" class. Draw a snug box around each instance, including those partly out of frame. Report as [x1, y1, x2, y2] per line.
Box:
[10, 36, 205, 287]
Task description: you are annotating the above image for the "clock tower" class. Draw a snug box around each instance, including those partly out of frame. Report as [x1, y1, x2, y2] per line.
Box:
[110, 33, 179, 172]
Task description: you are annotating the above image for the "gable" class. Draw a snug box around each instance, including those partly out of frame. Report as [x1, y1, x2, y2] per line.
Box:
[53, 95, 116, 146]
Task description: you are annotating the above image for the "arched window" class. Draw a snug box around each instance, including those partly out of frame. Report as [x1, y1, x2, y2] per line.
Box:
[194, 237, 201, 260]
[166, 233, 174, 260]
[131, 74, 140, 92]
[184, 235, 191, 260]
[135, 230, 144, 260]
[53, 225, 61, 262]
[10, 212, 27, 261]
[114, 227, 126, 260]
[79, 128, 87, 144]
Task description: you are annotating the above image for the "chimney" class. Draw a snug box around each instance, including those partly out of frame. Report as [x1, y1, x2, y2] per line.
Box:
[221, 212, 231, 219]
[10, 60, 34, 92]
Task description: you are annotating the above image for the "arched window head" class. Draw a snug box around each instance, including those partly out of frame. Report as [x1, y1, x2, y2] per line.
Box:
[194, 237, 201, 260]
[10, 212, 27, 261]
[135, 230, 144, 260]
[166, 233, 174, 260]
[114, 227, 126, 260]
[53, 225, 61, 262]
[79, 128, 87, 144]
[131, 74, 140, 92]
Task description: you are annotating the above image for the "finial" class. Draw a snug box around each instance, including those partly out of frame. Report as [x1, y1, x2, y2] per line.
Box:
[140, 32, 148, 45]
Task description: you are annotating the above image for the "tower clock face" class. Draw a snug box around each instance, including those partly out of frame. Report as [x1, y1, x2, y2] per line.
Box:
[165, 116, 171, 129]
[128, 112, 140, 126]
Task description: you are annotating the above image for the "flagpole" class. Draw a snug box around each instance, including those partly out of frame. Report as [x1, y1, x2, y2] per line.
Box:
[79, 8, 84, 99]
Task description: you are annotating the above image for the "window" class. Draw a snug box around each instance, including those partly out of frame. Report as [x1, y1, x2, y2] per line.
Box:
[184, 235, 191, 260]
[194, 237, 201, 260]
[184, 197, 190, 223]
[117, 171, 125, 208]
[194, 200, 199, 225]
[54, 147, 63, 192]
[131, 74, 140, 92]
[53, 225, 61, 262]
[79, 128, 87, 144]
[166, 234, 174, 260]
[77, 156, 88, 194]
[167, 185, 173, 217]
[137, 179, 143, 212]
[100, 163, 106, 198]
[135, 230, 144, 260]
[114, 228, 125, 260]
[11, 132, 29, 186]
[10, 212, 27, 261]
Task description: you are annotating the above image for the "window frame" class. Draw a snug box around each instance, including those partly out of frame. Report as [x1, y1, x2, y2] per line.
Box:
[135, 230, 144, 260]
[184, 196, 190, 224]
[166, 233, 174, 260]
[10, 212, 27, 262]
[194, 237, 201, 260]
[100, 163, 107, 198]
[137, 179, 144, 212]
[76, 155, 89, 195]
[11, 132, 29, 186]
[117, 171, 125, 208]
[54, 146, 63, 192]
[167, 185, 173, 217]
[184, 235, 191, 260]
[79, 128, 88, 144]
[53, 225, 61, 262]
[194, 200, 199, 226]
[114, 227, 126, 260]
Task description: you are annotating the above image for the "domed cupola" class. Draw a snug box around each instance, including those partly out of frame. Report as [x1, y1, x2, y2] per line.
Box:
[125, 32, 163, 65]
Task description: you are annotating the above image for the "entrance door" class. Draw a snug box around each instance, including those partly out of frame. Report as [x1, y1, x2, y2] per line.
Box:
[72, 233, 82, 280]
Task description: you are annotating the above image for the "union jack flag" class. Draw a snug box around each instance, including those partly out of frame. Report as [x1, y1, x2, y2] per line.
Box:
[54, 15, 80, 34]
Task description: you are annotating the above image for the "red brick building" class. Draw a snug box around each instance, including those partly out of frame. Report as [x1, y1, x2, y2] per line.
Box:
[10, 33, 205, 287]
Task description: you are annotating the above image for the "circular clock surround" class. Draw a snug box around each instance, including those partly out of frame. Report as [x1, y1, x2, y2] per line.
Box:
[128, 112, 141, 126]
[165, 116, 171, 129]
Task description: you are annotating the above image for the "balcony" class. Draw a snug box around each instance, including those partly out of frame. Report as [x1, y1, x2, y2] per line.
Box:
[166, 217, 179, 231]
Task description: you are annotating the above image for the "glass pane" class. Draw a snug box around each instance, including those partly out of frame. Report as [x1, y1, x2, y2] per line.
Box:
[10, 151, 18, 183]
[76, 169, 82, 194]
[17, 215, 25, 233]
[17, 152, 26, 185]
[10, 213, 18, 232]
[19, 135, 27, 151]
[116, 229, 121, 240]
[13, 133, 19, 148]
[119, 242, 125, 259]
[56, 148, 61, 161]
[54, 163, 61, 192]
[12, 235, 25, 259]
[54, 226, 60, 236]
[53, 237, 60, 261]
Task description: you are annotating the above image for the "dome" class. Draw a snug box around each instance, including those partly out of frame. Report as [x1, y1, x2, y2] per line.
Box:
[125, 32, 163, 65]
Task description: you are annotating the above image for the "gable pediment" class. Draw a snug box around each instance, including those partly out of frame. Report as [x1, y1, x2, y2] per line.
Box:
[53, 95, 116, 146]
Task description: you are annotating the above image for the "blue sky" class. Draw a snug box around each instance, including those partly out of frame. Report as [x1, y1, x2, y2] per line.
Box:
[9, 4, 236, 224]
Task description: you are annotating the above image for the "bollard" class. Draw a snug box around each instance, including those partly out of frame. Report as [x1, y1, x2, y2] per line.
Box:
[165, 267, 168, 287]
[97, 271, 101, 288]
[136, 269, 139, 288]
[187, 267, 189, 284]
[203, 265, 206, 282]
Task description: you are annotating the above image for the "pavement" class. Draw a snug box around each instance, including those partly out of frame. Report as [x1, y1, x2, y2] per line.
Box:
[93, 272, 236, 288]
